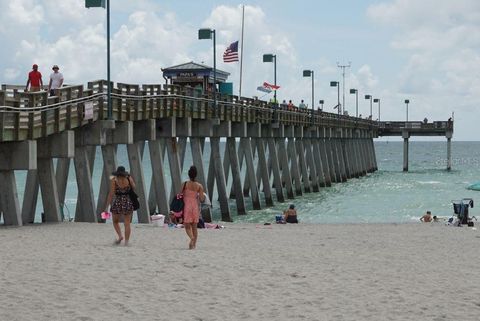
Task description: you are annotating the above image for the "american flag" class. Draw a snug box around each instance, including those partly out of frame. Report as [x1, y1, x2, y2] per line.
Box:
[223, 41, 239, 63]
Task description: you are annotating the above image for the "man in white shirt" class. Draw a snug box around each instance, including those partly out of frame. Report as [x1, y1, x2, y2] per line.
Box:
[298, 99, 307, 109]
[48, 65, 64, 96]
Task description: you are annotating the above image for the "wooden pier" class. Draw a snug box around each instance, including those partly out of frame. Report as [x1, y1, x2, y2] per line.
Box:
[0, 80, 406, 225]
[378, 121, 454, 171]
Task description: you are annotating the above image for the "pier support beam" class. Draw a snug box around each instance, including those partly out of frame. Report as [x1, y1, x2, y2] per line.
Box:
[304, 138, 319, 192]
[318, 132, 332, 186]
[267, 137, 285, 203]
[227, 137, 246, 214]
[446, 131, 452, 171]
[402, 131, 410, 172]
[0, 171, 22, 226]
[325, 130, 339, 183]
[295, 139, 310, 193]
[190, 137, 212, 221]
[253, 137, 273, 206]
[0, 140, 36, 225]
[288, 137, 302, 195]
[98, 122, 132, 220]
[74, 120, 114, 222]
[36, 131, 74, 223]
[210, 137, 231, 222]
[127, 120, 155, 223]
[241, 137, 261, 210]
[277, 137, 294, 199]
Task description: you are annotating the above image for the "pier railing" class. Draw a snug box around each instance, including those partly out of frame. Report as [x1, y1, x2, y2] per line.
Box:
[0, 80, 377, 142]
[378, 120, 453, 136]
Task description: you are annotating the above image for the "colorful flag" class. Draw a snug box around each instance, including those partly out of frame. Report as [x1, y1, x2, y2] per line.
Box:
[257, 86, 272, 93]
[263, 82, 280, 90]
[223, 41, 239, 63]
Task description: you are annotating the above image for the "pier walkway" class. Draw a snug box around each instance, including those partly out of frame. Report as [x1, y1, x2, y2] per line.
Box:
[378, 121, 453, 171]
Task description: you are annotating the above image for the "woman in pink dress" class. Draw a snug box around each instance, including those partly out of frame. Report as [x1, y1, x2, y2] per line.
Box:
[182, 166, 205, 249]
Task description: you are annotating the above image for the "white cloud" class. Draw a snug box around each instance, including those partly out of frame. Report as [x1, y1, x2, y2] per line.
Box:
[0, 0, 196, 85]
[367, 0, 480, 139]
[8, 0, 44, 25]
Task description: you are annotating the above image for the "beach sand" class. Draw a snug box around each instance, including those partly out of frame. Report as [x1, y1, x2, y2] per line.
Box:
[1, 222, 480, 321]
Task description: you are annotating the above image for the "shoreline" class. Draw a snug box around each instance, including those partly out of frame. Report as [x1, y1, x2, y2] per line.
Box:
[1, 222, 479, 320]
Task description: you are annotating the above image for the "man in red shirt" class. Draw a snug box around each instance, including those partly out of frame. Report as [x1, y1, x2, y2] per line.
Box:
[25, 64, 43, 92]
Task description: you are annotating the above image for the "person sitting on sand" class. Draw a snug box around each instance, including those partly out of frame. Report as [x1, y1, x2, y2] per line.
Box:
[420, 211, 433, 223]
[169, 211, 183, 225]
[284, 204, 298, 223]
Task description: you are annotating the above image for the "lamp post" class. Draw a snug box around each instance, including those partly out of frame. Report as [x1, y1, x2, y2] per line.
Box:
[349, 89, 358, 117]
[319, 99, 324, 111]
[330, 81, 340, 115]
[303, 70, 314, 116]
[263, 54, 277, 103]
[405, 99, 410, 122]
[364, 94, 372, 119]
[374, 98, 381, 121]
[199, 28, 217, 118]
[85, 0, 112, 119]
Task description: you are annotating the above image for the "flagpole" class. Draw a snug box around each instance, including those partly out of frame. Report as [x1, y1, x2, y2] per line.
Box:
[238, 4, 245, 98]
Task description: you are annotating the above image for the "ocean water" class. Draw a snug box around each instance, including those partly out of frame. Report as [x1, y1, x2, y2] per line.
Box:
[239, 141, 480, 224]
[9, 141, 480, 224]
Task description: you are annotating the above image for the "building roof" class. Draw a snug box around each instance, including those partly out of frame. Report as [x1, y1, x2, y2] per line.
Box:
[162, 61, 230, 83]
[162, 61, 213, 71]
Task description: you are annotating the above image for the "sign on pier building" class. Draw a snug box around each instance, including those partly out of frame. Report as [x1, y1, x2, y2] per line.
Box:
[161, 61, 232, 95]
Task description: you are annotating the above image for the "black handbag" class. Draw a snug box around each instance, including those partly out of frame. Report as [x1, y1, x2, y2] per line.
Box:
[127, 176, 140, 210]
[170, 182, 186, 213]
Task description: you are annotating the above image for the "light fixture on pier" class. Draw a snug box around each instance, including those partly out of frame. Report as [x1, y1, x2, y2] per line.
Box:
[405, 99, 410, 122]
[364, 94, 372, 120]
[263, 54, 277, 103]
[330, 81, 340, 115]
[198, 28, 218, 119]
[319, 99, 324, 111]
[303, 70, 315, 117]
[349, 89, 358, 118]
[374, 98, 381, 121]
[85, 0, 112, 119]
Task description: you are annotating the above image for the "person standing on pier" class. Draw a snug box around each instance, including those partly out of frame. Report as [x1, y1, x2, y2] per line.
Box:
[299, 100, 307, 109]
[106, 166, 136, 246]
[182, 166, 205, 249]
[48, 65, 64, 96]
[25, 64, 43, 92]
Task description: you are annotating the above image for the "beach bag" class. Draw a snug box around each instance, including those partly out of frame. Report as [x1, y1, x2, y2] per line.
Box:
[127, 177, 140, 210]
[170, 182, 187, 213]
[129, 190, 140, 210]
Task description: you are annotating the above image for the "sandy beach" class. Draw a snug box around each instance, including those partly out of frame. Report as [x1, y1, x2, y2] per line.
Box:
[1, 222, 480, 321]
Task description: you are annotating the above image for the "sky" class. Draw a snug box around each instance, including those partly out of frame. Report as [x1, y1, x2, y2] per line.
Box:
[1, 0, 479, 140]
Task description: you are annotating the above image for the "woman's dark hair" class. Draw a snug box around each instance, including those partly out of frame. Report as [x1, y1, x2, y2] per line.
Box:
[188, 166, 197, 181]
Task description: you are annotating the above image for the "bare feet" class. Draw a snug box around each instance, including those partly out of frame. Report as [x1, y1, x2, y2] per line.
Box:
[124, 240, 129, 246]
[189, 240, 194, 250]
[114, 237, 124, 245]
